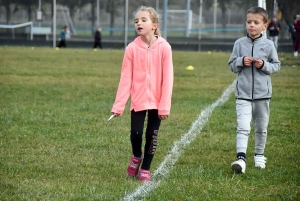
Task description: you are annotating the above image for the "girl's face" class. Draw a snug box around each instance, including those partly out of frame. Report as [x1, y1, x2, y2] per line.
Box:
[246, 13, 267, 39]
[134, 11, 157, 36]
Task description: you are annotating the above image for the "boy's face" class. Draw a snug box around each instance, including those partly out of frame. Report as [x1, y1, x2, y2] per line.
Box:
[246, 13, 267, 39]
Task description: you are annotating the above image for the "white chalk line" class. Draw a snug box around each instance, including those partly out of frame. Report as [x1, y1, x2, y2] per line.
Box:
[122, 80, 236, 201]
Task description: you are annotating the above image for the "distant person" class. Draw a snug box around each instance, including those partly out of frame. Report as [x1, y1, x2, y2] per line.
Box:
[93, 26, 103, 49]
[288, 16, 297, 47]
[267, 16, 281, 50]
[293, 17, 300, 57]
[228, 7, 281, 174]
[111, 6, 173, 181]
[57, 25, 68, 48]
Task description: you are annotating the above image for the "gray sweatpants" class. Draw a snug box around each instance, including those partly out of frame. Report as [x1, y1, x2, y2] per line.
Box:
[269, 36, 279, 50]
[236, 99, 270, 155]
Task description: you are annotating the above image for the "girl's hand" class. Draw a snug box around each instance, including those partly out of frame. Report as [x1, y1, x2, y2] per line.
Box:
[112, 112, 121, 117]
[158, 115, 169, 120]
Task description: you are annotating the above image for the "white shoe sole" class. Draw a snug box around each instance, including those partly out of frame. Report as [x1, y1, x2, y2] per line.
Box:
[231, 163, 244, 174]
[255, 164, 266, 169]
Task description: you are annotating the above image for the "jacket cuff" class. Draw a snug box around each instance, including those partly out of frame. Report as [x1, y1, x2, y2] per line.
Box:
[258, 60, 264, 69]
[111, 108, 123, 116]
[158, 109, 170, 116]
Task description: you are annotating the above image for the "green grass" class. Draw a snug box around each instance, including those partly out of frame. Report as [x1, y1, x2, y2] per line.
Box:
[0, 47, 299, 200]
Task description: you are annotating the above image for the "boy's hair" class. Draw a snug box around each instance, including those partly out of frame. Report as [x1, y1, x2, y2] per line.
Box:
[134, 6, 161, 36]
[247, 7, 268, 23]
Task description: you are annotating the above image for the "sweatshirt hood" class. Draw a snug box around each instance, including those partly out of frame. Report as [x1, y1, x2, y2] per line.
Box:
[133, 36, 167, 48]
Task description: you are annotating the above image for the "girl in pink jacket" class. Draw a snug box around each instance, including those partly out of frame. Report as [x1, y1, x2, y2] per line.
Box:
[111, 6, 173, 181]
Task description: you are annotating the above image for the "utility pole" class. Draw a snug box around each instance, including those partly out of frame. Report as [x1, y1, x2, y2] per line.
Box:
[97, 0, 100, 27]
[213, 0, 217, 37]
[198, 0, 203, 52]
[38, 0, 42, 27]
[124, 0, 128, 48]
[53, 0, 56, 48]
[186, 0, 190, 37]
[258, 0, 267, 38]
[273, 0, 278, 16]
[163, 0, 168, 39]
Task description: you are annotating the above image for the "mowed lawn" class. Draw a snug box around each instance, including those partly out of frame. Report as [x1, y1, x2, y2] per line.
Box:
[0, 47, 299, 200]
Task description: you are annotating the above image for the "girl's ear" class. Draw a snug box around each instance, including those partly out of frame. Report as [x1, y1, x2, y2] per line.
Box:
[153, 23, 158, 30]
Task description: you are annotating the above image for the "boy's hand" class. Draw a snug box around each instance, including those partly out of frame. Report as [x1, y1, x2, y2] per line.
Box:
[253, 59, 264, 68]
[243, 57, 253, 66]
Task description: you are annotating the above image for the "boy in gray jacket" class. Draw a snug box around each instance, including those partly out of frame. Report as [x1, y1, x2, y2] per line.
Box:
[228, 7, 280, 174]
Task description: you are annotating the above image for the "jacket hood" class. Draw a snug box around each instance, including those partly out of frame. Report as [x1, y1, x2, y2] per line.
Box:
[133, 36, 167, 48]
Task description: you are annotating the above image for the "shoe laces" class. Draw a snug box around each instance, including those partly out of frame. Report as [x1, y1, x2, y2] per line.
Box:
[140, 172, 150, 178]
[255, 156, 267, 168]
[129, 162, 139, 169]
[139, 171, 150, 180]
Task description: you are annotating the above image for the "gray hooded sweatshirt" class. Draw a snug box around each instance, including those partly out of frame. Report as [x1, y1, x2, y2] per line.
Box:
[228, 34, 280, 100]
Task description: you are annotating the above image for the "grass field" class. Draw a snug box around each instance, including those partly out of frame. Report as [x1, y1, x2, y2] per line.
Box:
[0, 47, 299, 200]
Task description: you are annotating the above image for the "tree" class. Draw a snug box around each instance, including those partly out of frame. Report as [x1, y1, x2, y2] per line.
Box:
[57, 0, 79, 26]
[104, 0, 123, 36]
[0, 0, 19, 33]
[14, 0, 35, 22]
[277, 0, 300, 28]
[189, 0, 238, 31]
[219, 0, 230, 31]
[90, 0, 95, 35]
[78, 0, 89, 21]
[0, 0, 14, 24]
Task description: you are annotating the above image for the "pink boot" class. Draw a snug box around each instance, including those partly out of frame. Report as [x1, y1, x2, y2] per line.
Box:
[138, 169, 151, 182]
[127, 156, 142, 177]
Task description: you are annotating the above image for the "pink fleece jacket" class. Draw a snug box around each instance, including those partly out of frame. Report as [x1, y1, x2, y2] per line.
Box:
[111, 36, 173, 116]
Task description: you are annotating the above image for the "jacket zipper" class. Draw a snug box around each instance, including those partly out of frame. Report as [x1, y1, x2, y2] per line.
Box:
[251, 40, 254, 100]
[147, 47, 150, 105]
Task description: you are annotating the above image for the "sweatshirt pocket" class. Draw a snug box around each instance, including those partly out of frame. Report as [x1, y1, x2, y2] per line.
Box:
[253, 77, 270, 98]
[236, 81, 239, 96]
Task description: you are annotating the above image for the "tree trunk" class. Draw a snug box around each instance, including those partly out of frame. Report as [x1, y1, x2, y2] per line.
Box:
[5, 4, 10, 33]
[79, 6, 82, 21]
[27, 6, 32, 21]
[91, 1, 95, 36]
[5, 5, 10, 24]
[69, 6, 75, 26]
[220, 2, 226, 32]
[110, 9, 115, 36]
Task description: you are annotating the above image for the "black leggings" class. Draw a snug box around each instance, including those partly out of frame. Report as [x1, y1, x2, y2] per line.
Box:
[131, 109, 161, 170]
[57, 40, 66, 48]
[93, 41, 102, 49]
